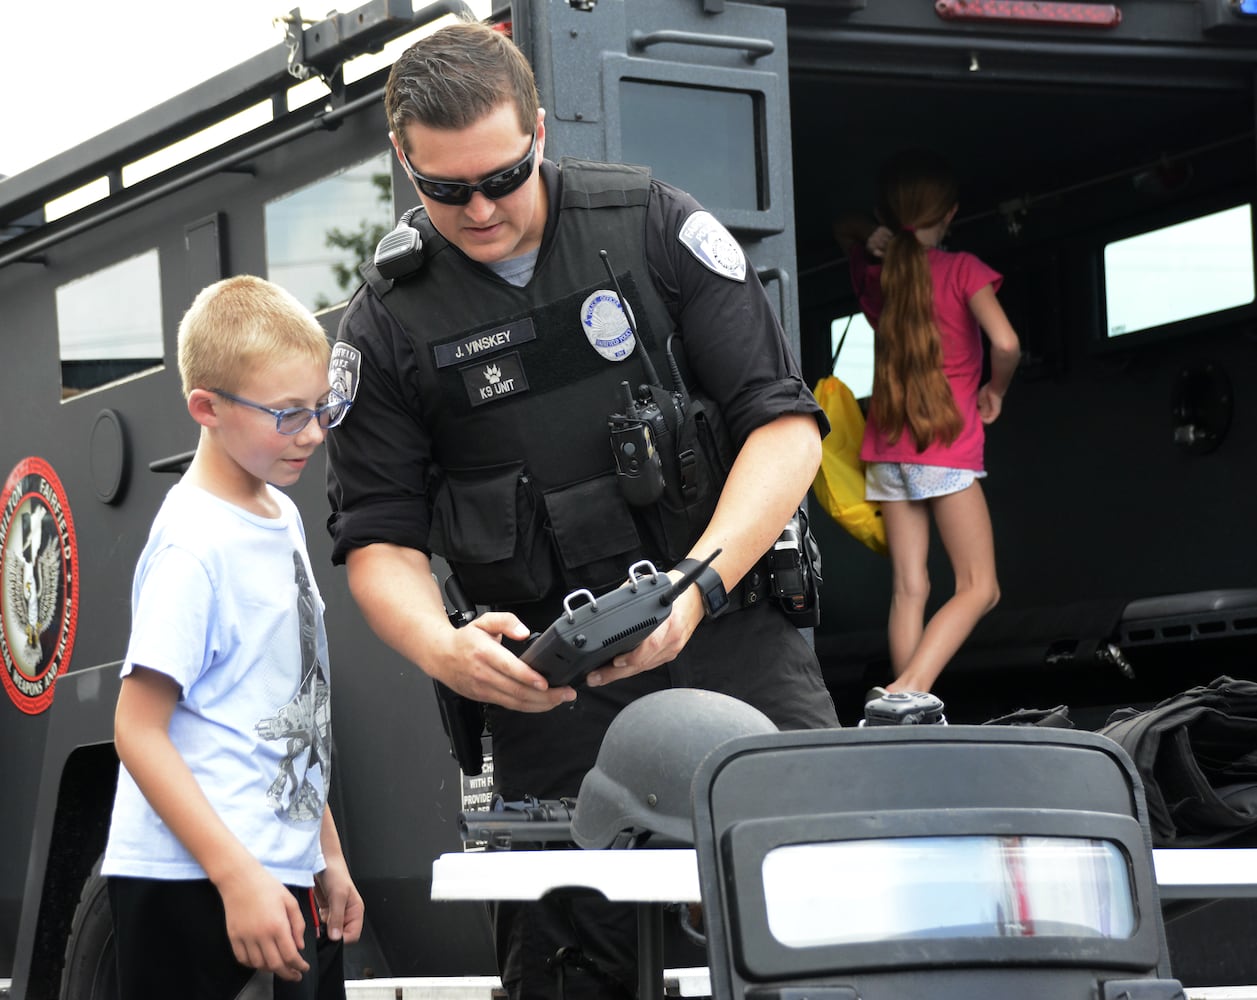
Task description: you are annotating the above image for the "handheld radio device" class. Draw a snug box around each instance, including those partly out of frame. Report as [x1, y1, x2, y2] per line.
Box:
[521, 549, 720, 687]
[608, 379, 666, 505]
[600, 250, 689, 507]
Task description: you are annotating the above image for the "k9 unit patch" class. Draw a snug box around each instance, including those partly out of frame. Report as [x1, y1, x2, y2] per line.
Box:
[462, 351, 529, 407]
[677, 210, 747, 282]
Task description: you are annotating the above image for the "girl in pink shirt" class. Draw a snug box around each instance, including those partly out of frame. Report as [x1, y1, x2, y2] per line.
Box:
[839, 149, 1021, 695]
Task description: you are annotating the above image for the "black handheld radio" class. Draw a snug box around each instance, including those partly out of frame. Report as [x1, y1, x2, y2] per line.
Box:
[608, 380, 666, 505]
[600, 250, 688, 506]
[521, 549, 721, 687]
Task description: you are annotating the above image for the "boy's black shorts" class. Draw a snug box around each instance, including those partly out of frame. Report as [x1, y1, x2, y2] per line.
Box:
[107, 876, 345, 1000]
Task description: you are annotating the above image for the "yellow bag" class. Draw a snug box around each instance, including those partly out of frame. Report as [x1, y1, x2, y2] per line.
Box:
[811, 375, 888, 555]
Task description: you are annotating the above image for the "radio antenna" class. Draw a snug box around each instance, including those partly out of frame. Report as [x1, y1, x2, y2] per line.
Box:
[662, 548, 721, 606]
[600, 249, 662, 390]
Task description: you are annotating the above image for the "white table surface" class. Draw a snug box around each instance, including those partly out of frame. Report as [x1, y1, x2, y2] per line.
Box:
[432, 847, 701, 901]
[432, 846, 1257, 903]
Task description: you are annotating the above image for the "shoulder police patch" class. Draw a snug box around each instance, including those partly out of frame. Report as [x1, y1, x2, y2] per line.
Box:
[329, 341, 361, 404]
[677, 210, 747, 282]
[580, 290, 637, 362]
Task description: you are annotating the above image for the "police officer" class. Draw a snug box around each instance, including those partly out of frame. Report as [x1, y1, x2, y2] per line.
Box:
[325, 19, 838, 1000]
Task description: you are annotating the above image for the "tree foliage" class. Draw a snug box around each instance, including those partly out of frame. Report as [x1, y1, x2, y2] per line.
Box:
[315, 171, 392, 309]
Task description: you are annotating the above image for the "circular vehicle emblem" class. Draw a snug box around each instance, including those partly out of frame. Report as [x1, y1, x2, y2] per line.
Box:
[0, 457, 79, 714]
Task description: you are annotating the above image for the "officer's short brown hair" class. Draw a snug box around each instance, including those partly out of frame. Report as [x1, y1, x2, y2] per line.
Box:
[385, 19, 539, 153]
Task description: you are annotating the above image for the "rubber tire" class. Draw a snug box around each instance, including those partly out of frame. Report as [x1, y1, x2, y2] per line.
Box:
[58, 855, 117, 1000]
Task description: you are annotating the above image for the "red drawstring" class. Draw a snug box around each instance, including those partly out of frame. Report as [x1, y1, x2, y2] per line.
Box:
[309, 887, 322, 938]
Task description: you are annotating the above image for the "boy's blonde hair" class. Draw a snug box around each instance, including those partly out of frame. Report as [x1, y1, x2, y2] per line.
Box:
[177, 275, 329, 398]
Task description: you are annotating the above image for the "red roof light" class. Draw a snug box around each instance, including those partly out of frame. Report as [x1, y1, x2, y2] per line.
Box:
[935, 0, 1122, 27]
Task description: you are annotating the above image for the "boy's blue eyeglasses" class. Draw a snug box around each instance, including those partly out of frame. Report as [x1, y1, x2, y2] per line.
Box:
[212, 388, 352, 435]
[401, 133, 537, 205]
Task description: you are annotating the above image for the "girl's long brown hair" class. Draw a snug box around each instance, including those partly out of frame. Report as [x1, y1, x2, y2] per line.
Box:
[870, 150, 963, 451]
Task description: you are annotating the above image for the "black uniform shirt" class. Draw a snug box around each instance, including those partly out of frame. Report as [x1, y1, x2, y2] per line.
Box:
[326, 159, 826, 564]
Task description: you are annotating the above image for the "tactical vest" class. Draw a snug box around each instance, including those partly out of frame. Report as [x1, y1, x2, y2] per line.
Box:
[371, 158, 732, 608]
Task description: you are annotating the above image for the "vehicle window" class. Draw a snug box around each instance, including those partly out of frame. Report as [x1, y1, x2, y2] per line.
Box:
[264, 151, 395, 313]
[830, 312, 875, 399]
[761, 835, 1135, 947]
[620, 81, 760, 213]
[1104, 203, 1254, 339]
[55, 249, 163, 400]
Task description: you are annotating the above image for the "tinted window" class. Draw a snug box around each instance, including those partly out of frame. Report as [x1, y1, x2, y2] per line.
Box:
[620, 81, 760, 212]
[1105, 203, 1254, 338]
[265, 152, 395, 313]
[56, 249, 164, 399]
[762, 835, 1135, 947]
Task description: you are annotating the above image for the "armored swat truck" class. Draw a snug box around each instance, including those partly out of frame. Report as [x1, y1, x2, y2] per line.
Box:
[3, 0, 1257, 996]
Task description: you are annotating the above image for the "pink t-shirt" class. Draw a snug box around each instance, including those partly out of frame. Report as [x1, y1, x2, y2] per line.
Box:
[850, 244, 1001, 471]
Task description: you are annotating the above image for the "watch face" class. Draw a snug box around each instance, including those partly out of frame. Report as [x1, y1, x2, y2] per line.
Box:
[706, 586, 730, 617]
[701, 567, 729, 618]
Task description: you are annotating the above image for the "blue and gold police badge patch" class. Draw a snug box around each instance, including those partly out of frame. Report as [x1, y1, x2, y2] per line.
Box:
[677, 211, 747, 282]
[580, 290, 637, 362]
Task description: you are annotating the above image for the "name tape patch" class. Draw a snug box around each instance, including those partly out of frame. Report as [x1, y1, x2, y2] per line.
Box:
[435, 317, 537, 370]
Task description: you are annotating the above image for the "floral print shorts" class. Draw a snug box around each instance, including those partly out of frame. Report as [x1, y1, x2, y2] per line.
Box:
[865, 462, 986, 502]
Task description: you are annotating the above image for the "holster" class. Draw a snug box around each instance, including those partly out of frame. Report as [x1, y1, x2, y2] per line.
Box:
[433, 680, 485, 777]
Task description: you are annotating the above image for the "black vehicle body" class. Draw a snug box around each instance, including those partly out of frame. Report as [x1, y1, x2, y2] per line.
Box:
[2, 0, 1257, 995]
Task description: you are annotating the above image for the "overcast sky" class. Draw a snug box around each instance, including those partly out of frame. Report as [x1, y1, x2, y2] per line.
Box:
[1, 0, 291, 179]
[1, 0, 489, 182]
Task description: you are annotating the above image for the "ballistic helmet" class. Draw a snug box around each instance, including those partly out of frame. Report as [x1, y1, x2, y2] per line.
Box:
[571, 688, 778, 849]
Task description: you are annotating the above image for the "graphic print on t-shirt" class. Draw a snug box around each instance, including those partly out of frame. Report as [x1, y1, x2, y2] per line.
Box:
[254, 550, 331, 824]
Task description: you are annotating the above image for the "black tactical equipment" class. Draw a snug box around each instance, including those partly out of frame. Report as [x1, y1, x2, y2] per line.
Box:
[862, 690, 947, 726]
[692, 726, 1182, 1000]
[520, 552, 719, 687]
[570, 688, 777, 850]
[458, 795, 578, 851]
[433, 573, 487, 776]
[1099, 675, 1257, 846]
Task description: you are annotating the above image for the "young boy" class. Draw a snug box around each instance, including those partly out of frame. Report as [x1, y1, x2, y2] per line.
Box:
[102, 275, 364, 999]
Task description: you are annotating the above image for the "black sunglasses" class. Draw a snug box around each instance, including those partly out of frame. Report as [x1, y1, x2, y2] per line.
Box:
[402, 133, 537, 206]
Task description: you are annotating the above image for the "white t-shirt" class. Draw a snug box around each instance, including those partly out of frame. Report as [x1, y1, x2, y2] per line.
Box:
[103, 483, 330, 886]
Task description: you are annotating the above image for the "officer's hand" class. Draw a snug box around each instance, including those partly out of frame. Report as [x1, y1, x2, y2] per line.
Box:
[585, 579, 705, 687]
[432, 612, 577, 712]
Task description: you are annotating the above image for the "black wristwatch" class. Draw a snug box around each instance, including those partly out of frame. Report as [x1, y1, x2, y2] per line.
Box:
[674, 558, 729, 619]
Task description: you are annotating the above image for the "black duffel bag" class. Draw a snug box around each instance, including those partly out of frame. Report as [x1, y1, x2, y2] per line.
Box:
[1099, 675, 1257, 846]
